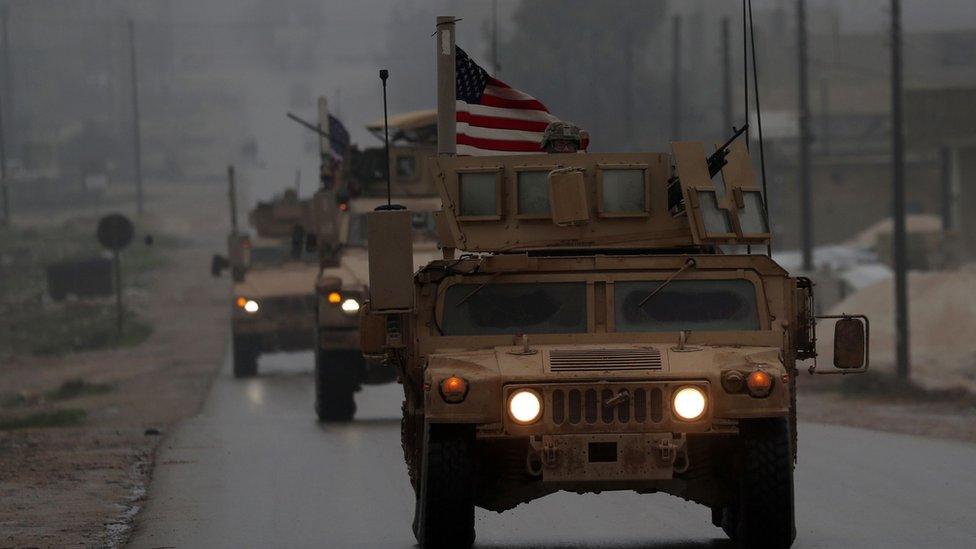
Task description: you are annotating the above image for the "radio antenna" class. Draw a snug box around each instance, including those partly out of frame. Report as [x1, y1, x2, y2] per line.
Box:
[747, 0, 771, 255]
[380, 69, 392, 208]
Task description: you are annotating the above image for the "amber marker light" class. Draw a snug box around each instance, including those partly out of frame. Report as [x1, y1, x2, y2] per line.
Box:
[236, 296, 247, 308]
[439, 376, 468, 403]
[327, 291, 342, 304]
[746, 370, 774, 397]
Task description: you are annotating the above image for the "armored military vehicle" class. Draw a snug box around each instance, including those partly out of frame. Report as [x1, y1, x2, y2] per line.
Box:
[213, 188, 320, 377]
[361, 139, 870, 548]
[312, 109, 443, 421]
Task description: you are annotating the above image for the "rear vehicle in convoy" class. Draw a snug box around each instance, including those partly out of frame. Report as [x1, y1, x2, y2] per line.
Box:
[212, 190, 319, 377]
[362, 140, 870, 548]
[310, 110, 445, 421]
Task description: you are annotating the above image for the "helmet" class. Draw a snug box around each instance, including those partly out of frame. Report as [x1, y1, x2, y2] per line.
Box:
[540, 121, 582, 150]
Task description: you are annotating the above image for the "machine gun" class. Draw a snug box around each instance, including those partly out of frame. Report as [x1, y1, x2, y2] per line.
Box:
[667, 124, 749, 215]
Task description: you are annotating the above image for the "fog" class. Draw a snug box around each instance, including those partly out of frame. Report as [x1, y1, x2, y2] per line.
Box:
[3, 2, 976, 546]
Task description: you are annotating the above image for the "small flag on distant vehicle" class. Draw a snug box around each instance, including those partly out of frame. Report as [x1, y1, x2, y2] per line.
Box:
[328, 115, 350, 162]
[455, 45, 587, 155]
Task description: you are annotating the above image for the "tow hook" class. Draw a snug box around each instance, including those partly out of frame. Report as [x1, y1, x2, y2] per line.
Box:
[652, 438, 677, 464]
[542, 439, 558, 467]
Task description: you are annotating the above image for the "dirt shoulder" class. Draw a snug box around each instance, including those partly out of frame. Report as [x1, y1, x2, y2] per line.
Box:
[0, 182, 229, 547]
[798, 374, 976, 443]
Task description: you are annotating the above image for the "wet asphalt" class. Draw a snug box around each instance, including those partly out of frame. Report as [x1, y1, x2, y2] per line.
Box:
[128, 350, 976, 549]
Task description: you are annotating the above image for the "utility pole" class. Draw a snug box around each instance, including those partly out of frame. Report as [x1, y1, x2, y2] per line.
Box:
[940, 146, 953, 232]
[1, 5, 11, 145]
[490, 0, 499, 77]
[671, 15, 682, 139]
[820, 78, 830, 155]
[227, 165, 238, 233]
[0, 6, 10, 227]
[798, 0, 813, 271]
[128, 19, 144, 216]
[622, 28, 634, 145]
[721, 16, 733, 135]
[890, 0, 910, 381]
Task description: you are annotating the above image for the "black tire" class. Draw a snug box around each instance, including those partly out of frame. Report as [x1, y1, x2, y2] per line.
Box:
[723, 418, 796, 548]
[314, 348, 359, 422]
[413, 425, 475, 549]
[232, 335, 258, 378]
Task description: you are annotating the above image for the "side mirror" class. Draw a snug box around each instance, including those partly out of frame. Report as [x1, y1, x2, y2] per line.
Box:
[211, 254, 229, 277]
[811, 314, 869, 374]
[359, 302, 387, 357]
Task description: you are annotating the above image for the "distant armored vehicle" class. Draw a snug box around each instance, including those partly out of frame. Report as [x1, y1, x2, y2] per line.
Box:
[213, 189, 320, 377]
[311, 109, 442, 421]
[362, 137, 870, 548]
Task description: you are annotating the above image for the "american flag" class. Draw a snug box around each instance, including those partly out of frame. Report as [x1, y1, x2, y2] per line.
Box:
[455, 46, 587, 155]
[328, 115, 350, 163]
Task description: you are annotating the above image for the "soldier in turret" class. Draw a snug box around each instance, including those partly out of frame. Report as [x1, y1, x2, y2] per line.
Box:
[540, 121, 584, 153]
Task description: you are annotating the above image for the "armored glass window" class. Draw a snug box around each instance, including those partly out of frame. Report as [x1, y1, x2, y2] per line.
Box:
[346, 213, 368, 246]
[517, 170, 551, 215]
[442, 282, 587, 335]
[248, 246, 288, 266]
[614, 279, 760, 332]
[738, 191, 769, 234]
[601, 169, 645, 213]
[699, 190, 733, 235]
[396, 155, 417, 178]
[458, 172, 498, 217]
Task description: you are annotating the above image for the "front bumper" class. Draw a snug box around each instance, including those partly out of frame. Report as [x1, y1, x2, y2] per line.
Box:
[531, 432, 685, 482]
[233, 320, 316, 352]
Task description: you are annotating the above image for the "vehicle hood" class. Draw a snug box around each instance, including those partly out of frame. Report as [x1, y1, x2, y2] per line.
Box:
[321, 244, 443, 288]
[428, 343, 783, 382]
[234, 262, 318, 298]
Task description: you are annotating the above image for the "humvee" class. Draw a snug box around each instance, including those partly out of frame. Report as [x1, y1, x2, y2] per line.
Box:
[311, 110, 445, 421]
[213, 189, 319, 377]
[362, 141, 869, 548]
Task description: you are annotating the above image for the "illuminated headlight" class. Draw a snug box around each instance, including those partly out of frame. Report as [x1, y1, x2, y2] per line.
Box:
[243, 299, 259, 313]
[672, 386, 707, 421]
[340, 298, 360, 313]
[508, 389, 543, 425]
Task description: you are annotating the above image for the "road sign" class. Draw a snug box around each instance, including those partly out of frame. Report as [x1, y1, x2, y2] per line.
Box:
[96, 213, 134, 336]
[97, 213, 134, 251]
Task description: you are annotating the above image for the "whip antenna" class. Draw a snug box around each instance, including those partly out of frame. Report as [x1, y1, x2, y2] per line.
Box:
[380, 69, 392, 208]
[744, 0, 772, 255]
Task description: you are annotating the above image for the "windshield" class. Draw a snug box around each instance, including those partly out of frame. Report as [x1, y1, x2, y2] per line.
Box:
[346, 211, 438, 247]
[441, 282, 587, 335]
[614, 279, 760, 332]
[248, 246, 288, 266]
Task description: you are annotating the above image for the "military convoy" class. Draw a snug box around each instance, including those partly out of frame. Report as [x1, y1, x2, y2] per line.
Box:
[361, 129, 870, 547]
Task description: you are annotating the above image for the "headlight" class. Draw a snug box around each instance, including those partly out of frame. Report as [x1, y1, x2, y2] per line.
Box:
[672, 386, 706, 421]
[508, 389, 542, 425]
[340, 298, 360, 313]
[236, 296, 260, 314]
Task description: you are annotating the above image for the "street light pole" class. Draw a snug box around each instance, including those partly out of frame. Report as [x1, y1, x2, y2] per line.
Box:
[890, 0, 910, 381]
[128, 19, 144, 216]
[798, 0, 813, 271]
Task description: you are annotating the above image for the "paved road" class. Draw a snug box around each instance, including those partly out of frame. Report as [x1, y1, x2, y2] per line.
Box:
[129, 351, 976, 548]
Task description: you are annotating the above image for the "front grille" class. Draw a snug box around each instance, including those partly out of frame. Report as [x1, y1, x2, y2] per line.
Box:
[548, 348, 663, 372]
[264, 295, 316, 315]
[551, 386, 666, 427]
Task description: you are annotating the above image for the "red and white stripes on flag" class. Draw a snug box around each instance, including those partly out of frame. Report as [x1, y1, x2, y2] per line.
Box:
[455, 46, 587, 156]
